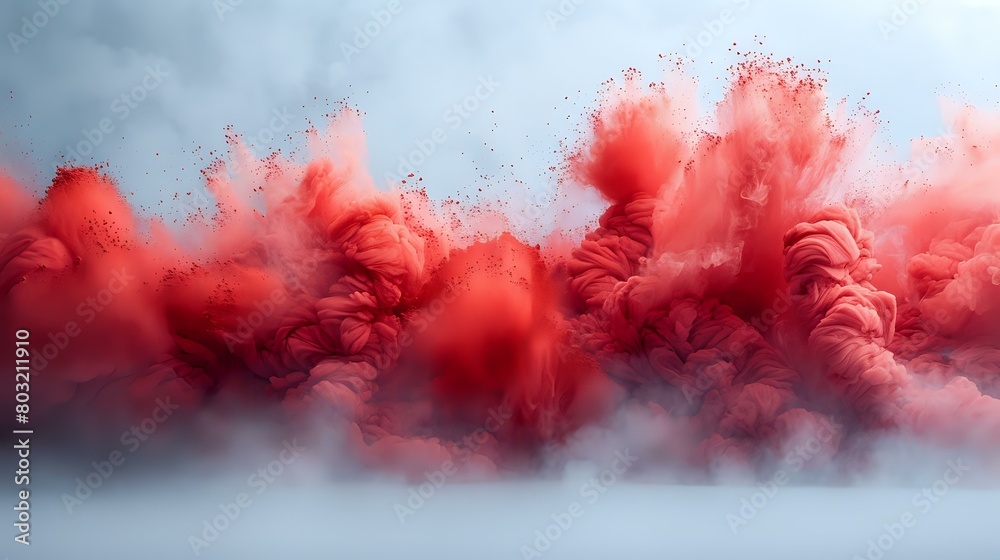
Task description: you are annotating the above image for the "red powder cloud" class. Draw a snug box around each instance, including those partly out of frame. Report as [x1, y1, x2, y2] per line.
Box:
[3, 56, 999, 477]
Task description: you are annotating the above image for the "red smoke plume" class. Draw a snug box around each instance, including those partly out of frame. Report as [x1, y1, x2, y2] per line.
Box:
[3, 56, 999, 478]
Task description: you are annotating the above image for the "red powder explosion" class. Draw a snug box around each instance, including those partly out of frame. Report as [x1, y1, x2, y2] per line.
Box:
[3, 56, 1000, 478]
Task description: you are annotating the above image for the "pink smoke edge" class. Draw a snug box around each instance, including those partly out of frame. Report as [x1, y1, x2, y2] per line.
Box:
[2, 54, 999, 480]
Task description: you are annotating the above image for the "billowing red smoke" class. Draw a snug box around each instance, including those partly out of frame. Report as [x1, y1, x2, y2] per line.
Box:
[3, 56, 999, 478]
